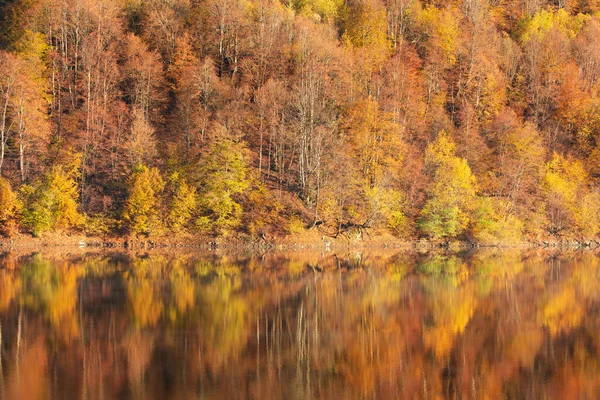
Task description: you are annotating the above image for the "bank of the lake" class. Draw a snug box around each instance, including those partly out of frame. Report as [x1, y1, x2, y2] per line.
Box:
[0, 228, 598, 252]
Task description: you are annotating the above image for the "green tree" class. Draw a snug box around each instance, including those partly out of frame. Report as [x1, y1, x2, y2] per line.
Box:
[419, 131, 478, 240]
[123, 164, 165, 236]
[20, 165, 83, 236]
[469, 197, 524, 245]
[195, 129, 250, 235]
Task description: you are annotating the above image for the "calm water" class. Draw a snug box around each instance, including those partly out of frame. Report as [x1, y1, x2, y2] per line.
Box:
[0, 249, 599, 399]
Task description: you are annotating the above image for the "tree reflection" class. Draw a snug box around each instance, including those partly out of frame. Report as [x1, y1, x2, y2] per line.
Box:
[1, 250, 600, 398]
[19, 256, 82, 340]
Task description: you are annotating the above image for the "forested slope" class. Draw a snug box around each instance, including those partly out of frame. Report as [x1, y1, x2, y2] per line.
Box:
[1, 0, 600, 243]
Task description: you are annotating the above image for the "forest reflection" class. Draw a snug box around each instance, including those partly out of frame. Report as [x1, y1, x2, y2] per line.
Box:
[1, 249, 600, 399]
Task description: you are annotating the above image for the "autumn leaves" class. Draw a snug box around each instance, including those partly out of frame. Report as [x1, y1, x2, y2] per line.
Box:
[1, 0, 600, 242]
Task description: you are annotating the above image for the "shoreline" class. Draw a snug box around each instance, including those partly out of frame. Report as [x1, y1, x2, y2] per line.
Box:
[0, 231, 598, 252]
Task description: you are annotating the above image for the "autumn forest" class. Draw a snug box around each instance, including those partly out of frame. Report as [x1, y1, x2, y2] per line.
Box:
[1, 0, 600, 243]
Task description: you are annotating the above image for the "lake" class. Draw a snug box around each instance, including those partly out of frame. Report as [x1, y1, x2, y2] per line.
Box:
[0, 248, 598, 399]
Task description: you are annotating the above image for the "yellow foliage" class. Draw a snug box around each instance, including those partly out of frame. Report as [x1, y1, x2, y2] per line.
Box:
[287, 215, 306, 234]
[471, 198, 524, 245]
[519, 9, 589, 44]
[46, 166, 84, 229]
[294, 0, 343, 21]
[417, 5, 460, 64]
[168, 174, 197, 233]
[543, 153, 586, 202]
[542, 153, 592, 236]
[542, 286, 584, 336]
[0, 271, 19, 311]
[19, 163, 83, 236]
[0, 177, 19, 232]
[123, 164, 165, 236]
[344, 98, 405, 186]
[127, 276, 164, 328]
[578, 191, 600, 238]
[420, 131, 478, 239]
[196, 131, 251, 235]
[424, 282, 476, 359]
[342, 0, 388, 50]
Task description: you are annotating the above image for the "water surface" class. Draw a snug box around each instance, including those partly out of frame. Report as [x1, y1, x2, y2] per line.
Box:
[0, 249, 598, 399]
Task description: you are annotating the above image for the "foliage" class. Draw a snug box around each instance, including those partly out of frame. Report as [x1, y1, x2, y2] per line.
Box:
[419, 132, 478, 240]
[122, 164, 165, 236]
[195, 129, 250, 235]
[82, 214, 119, 237]
[469, 198, 524, 245]
[385, 189, 408, 237]
[542, 153, 588, 236]
[294, 0, 343, 21]
[416, 5, 460, 64]
[19, 165, 83, 236]
[341, 0, 388, 49]
[167, 173, 197, 233]
[241, 179, 283, 235]
[518, 9, 588, 44]
[0, 177, 18, 222]
[287, 215, 306, 235]
[2, 0, 600, 242]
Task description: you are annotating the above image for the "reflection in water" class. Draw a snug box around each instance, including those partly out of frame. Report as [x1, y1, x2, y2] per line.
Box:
[1, 250, 600, 398]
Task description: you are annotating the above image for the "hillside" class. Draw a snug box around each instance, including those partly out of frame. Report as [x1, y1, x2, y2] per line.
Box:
[1, 0, 600, 244]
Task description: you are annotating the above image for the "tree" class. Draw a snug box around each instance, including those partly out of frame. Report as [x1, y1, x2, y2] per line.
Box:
[342, 0, 390, 97]
[20, 163, 84, 236]
[542, 153, 589, 237]
[469, 197, 524, 245]
[381, 45, 427, 142]
[195, 124, 250, 235]
[122, 33, 164, 123]
[201, 0, 250, 80]
[293, 0, 343, 21]
[0, 176, 18, 234]
[419, 131, 478, 240]
[13, 31, 51, 183]
[122, 164, 165, 236]
[290, 17, 347, 217]
[340, 97, 407, 230]
[167, 173, 197, 233]
[127, 109, 158, 166]
[0, 51, 18, 175]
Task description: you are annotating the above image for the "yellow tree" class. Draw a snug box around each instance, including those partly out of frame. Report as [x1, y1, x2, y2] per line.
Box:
[20, 161, 84, 236]
[342, 97, 407, 231]
[167, 173, 197, 233]
[542, 153, 598, 238]
[123, 164, 165, 236]
[13, 31, 51, 183]
[195, 124, 250, 235]
[419, 131, 478, 240]
[0, 177, 18, 234]
[342, 0, 390, 96]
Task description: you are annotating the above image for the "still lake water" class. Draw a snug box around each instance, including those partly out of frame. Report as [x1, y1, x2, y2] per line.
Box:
[0, 249, 599, 399]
